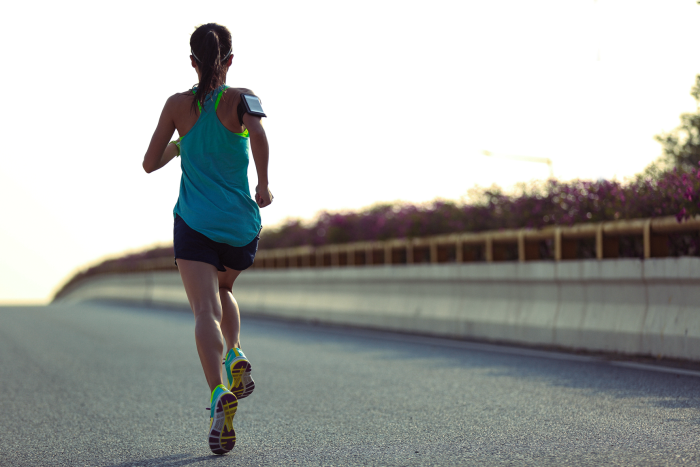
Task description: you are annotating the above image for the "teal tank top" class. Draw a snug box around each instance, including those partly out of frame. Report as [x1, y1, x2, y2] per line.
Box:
[173, 85, 262, 247]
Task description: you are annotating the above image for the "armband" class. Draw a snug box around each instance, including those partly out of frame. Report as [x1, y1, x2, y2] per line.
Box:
[237, 94, 267, 125]
[169, 138, 181, 157]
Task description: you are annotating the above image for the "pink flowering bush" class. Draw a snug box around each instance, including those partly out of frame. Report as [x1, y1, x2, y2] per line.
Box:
[259, 164, 700, 251]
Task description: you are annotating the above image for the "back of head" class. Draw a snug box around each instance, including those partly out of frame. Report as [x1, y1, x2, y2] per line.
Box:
[190, 23, 233, 113]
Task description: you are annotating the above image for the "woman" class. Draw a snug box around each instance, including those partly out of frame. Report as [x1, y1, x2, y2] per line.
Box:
[142, 23, 272, 455]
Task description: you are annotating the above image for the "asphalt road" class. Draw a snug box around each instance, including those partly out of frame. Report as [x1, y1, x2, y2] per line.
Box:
[1, 303, 700, 466]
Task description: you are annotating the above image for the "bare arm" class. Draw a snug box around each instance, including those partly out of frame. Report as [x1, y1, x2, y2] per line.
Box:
[142, 97, 177, 173]
[243, 113, 273, 208]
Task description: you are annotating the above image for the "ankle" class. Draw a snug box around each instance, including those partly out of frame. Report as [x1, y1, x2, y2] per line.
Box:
[210, 381, 226, 394]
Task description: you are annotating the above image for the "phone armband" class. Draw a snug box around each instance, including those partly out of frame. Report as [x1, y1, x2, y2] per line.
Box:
[237, 93, 267, 124]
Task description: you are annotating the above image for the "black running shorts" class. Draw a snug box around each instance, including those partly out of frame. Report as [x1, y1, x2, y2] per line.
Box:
[174, 214, 259, 272]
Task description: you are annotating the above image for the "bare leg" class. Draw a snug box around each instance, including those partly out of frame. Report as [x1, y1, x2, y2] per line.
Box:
[177, 259, 224, 393]
[218, 267, 242, 353]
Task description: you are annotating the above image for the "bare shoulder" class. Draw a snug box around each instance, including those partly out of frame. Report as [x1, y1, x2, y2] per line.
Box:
[166, 90, 194, 106]
[226, 87, 256, 97]
[220, 88, 258, 111]
[231, 87, 255, 94]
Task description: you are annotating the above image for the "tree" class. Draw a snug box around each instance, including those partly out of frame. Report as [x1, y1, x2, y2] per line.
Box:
[655, 74, 700, 170]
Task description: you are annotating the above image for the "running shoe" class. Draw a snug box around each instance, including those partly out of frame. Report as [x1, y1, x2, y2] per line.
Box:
[208, 384, 238, 455]
[224, 347, 255, 399]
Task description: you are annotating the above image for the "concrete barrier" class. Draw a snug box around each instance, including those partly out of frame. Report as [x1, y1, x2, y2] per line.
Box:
[55, 257, 700, 360]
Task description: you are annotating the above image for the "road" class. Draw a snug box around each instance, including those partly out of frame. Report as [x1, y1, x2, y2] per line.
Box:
[1, 303, 699, 466]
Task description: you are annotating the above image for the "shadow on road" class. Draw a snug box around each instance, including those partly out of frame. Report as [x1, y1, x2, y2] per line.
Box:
[105, 453, 231, 467]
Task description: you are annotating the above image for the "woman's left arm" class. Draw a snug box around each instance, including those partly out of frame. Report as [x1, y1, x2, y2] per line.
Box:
[142, 97, 177, 173]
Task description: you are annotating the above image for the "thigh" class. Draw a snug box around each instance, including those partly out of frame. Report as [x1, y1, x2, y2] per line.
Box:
[177, 259, 221, 316]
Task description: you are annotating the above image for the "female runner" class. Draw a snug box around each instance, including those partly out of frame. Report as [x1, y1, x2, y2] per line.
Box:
[142, 23, 272, 455]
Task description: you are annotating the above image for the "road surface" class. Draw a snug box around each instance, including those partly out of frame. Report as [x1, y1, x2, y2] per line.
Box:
[1, 303, 699, 466]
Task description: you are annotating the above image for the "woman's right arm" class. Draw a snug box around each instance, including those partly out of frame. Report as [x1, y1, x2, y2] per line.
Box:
[243, 112, 273, 208]
[142, 97, 177, 173]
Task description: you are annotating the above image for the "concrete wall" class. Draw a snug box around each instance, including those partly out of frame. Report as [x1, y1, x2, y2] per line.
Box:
[55, 257, 700, 360]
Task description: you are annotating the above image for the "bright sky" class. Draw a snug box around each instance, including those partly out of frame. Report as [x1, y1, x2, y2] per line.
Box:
[1, 0, 699, 303]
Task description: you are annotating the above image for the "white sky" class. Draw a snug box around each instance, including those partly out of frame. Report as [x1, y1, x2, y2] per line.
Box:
[1, 0, 699, 303]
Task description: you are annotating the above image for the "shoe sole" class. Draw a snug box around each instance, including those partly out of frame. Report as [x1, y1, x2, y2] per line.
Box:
[208, 392, 238, 455]
[228, 359, 255, 399]
[240, 371, 255, 399]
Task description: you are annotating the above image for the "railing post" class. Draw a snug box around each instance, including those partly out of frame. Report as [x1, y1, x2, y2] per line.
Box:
[316, 248, 324, 268]
[596, 224, 603, 260]
[517, 231, 526, 263]
[384, 243, 392, 265]
[331, 246, 339, 267]
[485, 236, 493, 263]
[365, 245, 373, 266]
[430, 241, 438, 264]
[456, 237, 463, 263]
[554, 228, 562, 261]
[643, 219, 651, 259]
[406, 240, 414, 264]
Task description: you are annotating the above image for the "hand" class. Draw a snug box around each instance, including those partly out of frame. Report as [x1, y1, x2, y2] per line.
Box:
[255, 184, 273, 208]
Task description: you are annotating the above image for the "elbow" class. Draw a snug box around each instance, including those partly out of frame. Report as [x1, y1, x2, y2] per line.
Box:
[142, 160, 155, 174]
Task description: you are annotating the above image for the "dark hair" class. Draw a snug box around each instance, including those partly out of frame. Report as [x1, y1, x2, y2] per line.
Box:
[190, 23, 232, 113]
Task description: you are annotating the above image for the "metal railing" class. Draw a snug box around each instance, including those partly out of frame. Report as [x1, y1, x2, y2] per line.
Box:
[250, 215, 700, 269]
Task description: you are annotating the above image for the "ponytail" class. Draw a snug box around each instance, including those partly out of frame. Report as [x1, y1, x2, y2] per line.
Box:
[190, 23, 233, 114]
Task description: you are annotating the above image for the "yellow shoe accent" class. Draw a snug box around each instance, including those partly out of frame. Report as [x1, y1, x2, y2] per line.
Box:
[224, 400, 237, 432]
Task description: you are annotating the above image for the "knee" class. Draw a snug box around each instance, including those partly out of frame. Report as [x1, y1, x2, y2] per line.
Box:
[191, 300, 222, 322]
[219, 285, 233, 294]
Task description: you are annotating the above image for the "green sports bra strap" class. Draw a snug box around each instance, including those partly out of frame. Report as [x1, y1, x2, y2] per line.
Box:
[214, 86, 229, 112]
[192, 89, 203, 113]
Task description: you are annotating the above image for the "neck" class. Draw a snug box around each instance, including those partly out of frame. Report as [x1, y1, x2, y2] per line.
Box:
[195, 68, 229, 84]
